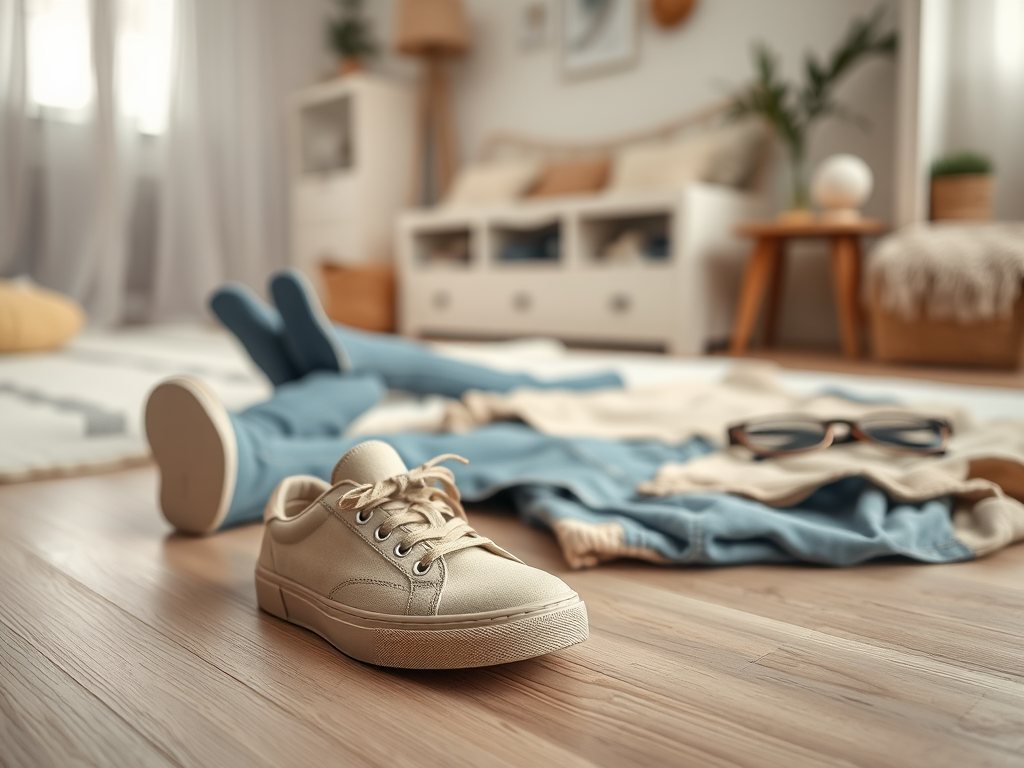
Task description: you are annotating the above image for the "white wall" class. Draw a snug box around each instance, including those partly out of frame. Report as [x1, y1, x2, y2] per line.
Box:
[368, 0, 900, 348]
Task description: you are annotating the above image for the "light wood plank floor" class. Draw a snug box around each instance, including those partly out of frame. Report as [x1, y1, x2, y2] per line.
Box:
[1, 465, 1023, 767]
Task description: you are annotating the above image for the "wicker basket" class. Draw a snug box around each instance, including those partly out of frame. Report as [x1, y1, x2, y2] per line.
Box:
[870, 291, 1024, 368]
[930, 174, 993, 221]
[320, 262, 395, 332]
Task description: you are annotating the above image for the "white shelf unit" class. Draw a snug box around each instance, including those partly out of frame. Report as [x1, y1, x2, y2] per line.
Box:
[289, 74, 414, 271]
[397, 185, 765, 355]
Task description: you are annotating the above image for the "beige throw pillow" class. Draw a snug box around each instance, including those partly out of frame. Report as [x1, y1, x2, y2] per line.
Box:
[444, 159, 543, 207]
[528, 156, 611, 198]
[0, 279, 84, 353]
[607, 133, 718, 194]
[705, 118, 768, 188]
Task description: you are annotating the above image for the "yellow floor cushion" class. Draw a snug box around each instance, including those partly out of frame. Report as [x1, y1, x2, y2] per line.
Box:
[0, 279, 85, 353]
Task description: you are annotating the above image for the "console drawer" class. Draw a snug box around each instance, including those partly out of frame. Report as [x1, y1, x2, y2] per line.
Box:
[404, 269, 680, 344]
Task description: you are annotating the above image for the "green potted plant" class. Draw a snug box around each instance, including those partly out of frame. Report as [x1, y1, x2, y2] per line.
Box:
[729, 7, 896, 221]
[327, 0, 377, 76]
[930, 152, 994, 221]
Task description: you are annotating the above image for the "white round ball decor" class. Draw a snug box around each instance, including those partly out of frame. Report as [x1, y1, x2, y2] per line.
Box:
[811, 154, 873, 221]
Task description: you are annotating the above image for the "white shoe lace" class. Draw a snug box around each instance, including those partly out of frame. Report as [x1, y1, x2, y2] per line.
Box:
[334, 454, 517, 574]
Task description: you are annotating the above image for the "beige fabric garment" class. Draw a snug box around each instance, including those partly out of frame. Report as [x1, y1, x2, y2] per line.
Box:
[442, 364, 972, 443]
[443, 364, 1024, 558]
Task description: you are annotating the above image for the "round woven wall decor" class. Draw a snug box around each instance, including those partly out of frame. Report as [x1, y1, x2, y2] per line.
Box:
[650, 0, 697, 29]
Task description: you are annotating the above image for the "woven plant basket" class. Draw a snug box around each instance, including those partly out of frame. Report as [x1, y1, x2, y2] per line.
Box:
[930, 174, 993, 221]
[870, 290, 1024, 368]
[321, 262, 396, 332]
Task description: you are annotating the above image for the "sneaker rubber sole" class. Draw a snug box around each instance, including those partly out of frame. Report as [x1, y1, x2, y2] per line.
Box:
[145, 376, 237, 536]
[255, 565, 589, 669]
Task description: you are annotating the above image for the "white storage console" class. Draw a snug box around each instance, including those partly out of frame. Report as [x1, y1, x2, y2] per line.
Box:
[397, 185, 764, 354]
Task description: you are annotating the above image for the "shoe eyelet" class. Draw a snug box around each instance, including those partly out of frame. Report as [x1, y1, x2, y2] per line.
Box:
[413, 560, 432, 576]
[374, 526, 391, 542]
[394, 543, 412, 558]
[355, 509, 373, 525]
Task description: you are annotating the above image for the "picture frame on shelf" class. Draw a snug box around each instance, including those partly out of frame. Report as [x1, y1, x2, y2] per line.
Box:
[560, 0, 638, 79]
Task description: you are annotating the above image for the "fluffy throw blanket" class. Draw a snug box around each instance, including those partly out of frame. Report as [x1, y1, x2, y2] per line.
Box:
[867, 223, 1024, 323]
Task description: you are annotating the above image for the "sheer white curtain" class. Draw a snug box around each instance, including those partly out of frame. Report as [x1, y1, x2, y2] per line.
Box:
[944, 0, 1024, 221]
[0, 1, 28, 281]
[155, 0, 290, 321]
[0, 0, 291, 325]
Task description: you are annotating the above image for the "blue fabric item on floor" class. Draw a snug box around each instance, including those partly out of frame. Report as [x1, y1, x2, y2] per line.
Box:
[211, 271, 622, 396]
[210, 282, 300, 386]
[330, 324, 622, 398]
[219, 409, 972, 567]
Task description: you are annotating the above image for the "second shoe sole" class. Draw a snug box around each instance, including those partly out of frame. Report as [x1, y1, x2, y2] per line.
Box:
[255, 566, 589, 669]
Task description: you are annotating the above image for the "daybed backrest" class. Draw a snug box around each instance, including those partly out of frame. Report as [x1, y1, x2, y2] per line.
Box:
[477, 100, 772, 192]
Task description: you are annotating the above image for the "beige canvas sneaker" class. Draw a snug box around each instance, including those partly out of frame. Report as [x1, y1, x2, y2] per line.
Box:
[255, 440, 589, 669]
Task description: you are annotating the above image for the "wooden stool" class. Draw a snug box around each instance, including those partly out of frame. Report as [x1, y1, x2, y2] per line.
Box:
[729, 220, 885, 359]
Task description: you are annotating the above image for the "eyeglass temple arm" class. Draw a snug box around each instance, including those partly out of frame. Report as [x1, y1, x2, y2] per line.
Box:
[727, 426, 745, 447]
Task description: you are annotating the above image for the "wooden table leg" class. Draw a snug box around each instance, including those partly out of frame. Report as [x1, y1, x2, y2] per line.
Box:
[730, 237, 780, 355]
[831, 235, 862, 359]
[763, 241, 786, 347]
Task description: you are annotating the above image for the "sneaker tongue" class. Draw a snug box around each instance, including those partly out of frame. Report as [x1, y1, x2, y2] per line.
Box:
[331, 440, 409, 486]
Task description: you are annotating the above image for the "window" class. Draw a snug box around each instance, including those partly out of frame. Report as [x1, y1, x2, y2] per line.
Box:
[27, 0, 93, 114]
[118, 0, 175, 134]
[26, 0, 175, 134]
[995, 0, 1024, 75]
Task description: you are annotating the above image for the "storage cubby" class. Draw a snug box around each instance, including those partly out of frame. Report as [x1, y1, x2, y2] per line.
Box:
[299, 96, 353, 175]
[491, 222, 563, 265]
[579, 212, 673, 266]
[413, 228, 474, 267]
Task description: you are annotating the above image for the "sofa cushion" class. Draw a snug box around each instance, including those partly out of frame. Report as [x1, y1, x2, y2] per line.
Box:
[528, 156, 611, 198]
[607, 133, 717, 194]
[444, 158, 543, 207]
[705, 118, 768, 188]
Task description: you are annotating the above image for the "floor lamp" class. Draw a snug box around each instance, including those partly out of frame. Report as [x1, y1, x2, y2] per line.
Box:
[395, 0, 469, 206]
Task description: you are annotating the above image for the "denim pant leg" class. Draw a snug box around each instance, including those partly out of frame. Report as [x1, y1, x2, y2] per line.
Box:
[218, 372, 385, 528]
[217, 424, 669, 529]
[239, 371, 385, 437]
[333, 324, 623, 398]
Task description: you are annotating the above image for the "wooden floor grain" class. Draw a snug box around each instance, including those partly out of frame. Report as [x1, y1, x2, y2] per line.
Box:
[1, 466, 1023, 767]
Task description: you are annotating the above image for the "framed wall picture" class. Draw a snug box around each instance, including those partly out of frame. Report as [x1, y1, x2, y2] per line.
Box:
[560, 0, 639, 79]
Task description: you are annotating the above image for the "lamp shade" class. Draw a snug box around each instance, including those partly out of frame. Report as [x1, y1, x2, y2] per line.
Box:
[395, 0, 469, 56]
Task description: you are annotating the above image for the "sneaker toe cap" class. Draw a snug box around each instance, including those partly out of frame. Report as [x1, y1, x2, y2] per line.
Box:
[436, 549, 576, 616]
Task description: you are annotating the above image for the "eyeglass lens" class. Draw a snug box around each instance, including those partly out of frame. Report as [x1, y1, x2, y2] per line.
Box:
[741, 418, 828, 453]
[858, 414, 945, 450]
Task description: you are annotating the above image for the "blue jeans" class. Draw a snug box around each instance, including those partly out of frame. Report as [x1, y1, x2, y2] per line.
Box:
[219, 375, 972, 568]
[332, 324, 623, 398]
[211, 275, 624, 396]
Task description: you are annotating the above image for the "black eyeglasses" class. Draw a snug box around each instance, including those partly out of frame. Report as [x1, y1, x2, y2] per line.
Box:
[727, 413, 953, 457]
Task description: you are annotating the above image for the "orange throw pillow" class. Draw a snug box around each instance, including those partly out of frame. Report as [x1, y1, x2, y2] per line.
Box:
[528, 156, 610, 198]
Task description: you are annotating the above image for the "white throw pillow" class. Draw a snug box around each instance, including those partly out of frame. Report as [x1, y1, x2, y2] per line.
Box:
[607, 133, 718, 194]
[444, 159, 543, 207]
